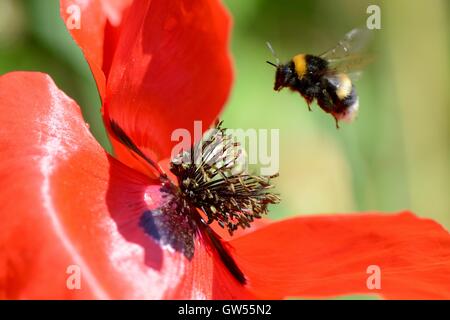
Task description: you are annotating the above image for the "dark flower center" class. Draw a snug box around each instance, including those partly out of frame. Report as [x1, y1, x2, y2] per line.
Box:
[170, 121, 280, 235]
[108, 120, 280, 284]
[138, 184, 197, 260]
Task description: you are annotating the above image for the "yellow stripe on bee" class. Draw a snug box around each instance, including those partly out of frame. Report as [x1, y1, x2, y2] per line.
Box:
[336, 74, 352, 99]
[293, 54, 307, 79]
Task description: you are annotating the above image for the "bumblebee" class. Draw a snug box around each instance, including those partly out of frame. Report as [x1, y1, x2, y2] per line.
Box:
[267, 28, 372, 128]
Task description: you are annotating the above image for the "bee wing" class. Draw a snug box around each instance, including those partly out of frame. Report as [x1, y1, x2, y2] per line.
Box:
[346, 70, 363, 82]
[324, 71, 362, 87]
[320, 28, 373, 60]
[320, 28, 374, 82]
[326, 53, 374, 81]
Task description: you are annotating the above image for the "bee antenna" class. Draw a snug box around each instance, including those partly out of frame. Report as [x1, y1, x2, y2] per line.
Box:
[266, 41, 280, 65]
[266, 61, 278, 68]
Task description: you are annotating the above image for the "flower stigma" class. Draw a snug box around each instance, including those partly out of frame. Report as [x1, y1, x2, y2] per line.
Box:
[170, 121, 280, 235]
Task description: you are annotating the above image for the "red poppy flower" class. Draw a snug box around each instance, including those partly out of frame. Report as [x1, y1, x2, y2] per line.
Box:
[1, 0, 449, 300]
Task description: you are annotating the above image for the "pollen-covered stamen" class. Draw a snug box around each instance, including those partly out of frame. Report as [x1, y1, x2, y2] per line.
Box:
[170, 122, 280, 235]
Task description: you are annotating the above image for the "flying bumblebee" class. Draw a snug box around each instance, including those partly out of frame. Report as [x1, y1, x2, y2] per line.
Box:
[267, 28, 372, 128]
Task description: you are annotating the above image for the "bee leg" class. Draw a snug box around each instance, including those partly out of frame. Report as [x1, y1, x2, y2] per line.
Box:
[303, 95, 313, 111]
[333, 116, 340, 129]
[319, 89, 334, 112]
[319, 89, 340, 129]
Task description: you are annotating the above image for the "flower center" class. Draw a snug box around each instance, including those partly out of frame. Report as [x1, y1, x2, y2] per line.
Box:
[170, 122, 280, 235]
[108, 120, 280, 284]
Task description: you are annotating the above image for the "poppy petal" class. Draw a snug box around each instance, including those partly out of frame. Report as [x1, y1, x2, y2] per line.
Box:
[230, 212, 450, 299]
[102, 0, 233, 168]
[0, 71, 112, 298]
[60, 0, 133, 99]
[0, 72, 251, 299]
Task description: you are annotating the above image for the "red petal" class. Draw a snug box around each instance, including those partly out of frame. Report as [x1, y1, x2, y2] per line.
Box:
[103, 0, 233, 168]
[210, 218, 272, 241]
[230, 212, 450, 299]
[0, 72, 250, 299]
[60, 0, 132, 99]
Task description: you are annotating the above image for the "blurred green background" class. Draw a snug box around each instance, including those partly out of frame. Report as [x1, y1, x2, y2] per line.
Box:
[0, 0, 448, 228]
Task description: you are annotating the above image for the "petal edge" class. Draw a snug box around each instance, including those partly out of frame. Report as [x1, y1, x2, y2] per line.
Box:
[230, 212, 450, 299]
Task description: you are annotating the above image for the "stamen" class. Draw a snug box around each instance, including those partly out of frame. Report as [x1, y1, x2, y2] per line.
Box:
[170, 121, 280, 235]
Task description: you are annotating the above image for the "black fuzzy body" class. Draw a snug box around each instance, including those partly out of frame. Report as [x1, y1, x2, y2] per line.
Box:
[273, 54, 357, 121]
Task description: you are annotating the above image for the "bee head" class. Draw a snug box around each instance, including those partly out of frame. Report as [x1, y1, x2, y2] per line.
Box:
[272, 63, 295, 91]
[266, 42, 296, 91]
